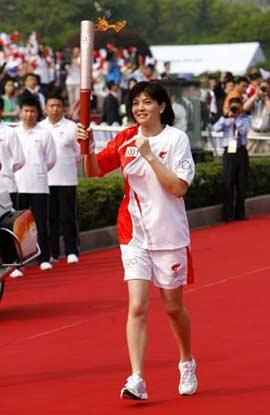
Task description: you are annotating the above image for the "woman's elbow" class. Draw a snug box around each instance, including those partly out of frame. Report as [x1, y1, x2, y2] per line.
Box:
[170, 183, 188, 198]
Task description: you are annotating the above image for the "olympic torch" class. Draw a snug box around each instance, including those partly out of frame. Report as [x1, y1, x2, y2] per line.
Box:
[79, 20, 95, 155]
[79, 17, 127, 155]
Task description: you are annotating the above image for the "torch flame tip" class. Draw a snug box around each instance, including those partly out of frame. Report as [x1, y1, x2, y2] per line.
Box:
[95, 16, 127, 32]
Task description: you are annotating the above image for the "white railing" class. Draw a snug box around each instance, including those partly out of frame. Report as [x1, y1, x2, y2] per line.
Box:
[4, 122, 270, 155]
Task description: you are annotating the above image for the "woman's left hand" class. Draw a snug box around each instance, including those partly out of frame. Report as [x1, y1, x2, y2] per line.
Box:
[135, 136, 154, 162]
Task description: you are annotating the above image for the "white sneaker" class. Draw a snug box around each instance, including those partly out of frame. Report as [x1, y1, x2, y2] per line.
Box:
[120, 373, 148, 400]
[9, 268, 24, 278]
[67, 254, 79, 264]
[179, 358, 198, 395]
[40, 262, 53, 271]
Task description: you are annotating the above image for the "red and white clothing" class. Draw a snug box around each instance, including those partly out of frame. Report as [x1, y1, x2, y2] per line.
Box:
[96, 124, 195, 250]
[0, 122, 25, 192]
[121, 244, 194, 288]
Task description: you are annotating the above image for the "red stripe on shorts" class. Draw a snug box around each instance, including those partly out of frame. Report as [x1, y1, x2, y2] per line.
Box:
[186, 247, 194, 284]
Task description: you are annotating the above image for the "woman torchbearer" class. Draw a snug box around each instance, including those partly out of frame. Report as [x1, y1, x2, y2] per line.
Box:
[77, 80, 198, 400]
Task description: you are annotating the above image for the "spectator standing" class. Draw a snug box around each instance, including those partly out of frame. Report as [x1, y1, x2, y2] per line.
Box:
[15, 96, 56, 270]
[0, 78, 20, 122]
[246, 72, 261, 99]
[199, 74, 217, 127]
[32, 45, 53, 97]
[212, 97, 250, 222]
[209, 75, 225, 120]
[243, 80, 270, 132]
[40, 94, 81, 264]
[105, 51, 121, 85]
[122, 78, 137, 126]
[223, 76, 249, 116]
[65, 46, 80, 115]
[224, 79, 235, 96]
[19, 73, 45, 115]
[170, 94, 187, 132]
[0, 97, 25, 206]
[160, 61, 171, 79]
[101, 81, 122, 125]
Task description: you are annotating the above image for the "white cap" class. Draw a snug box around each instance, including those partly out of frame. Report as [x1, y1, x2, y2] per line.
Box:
[259, 67, 270, 80]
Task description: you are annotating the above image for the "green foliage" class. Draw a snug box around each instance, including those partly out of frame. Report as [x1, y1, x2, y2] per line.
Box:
[247, 157, 270, 197]
[184, 161, 224, 210]
[77, 157, 270, 231]
[2, 0, 270, 56]
[78, 175, 124, 231]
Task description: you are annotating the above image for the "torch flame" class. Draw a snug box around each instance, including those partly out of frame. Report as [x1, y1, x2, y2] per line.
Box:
[96, 17, 127, 32]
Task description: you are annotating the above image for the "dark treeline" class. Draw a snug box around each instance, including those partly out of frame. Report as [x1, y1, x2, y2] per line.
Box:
[1, 0, 270, 55]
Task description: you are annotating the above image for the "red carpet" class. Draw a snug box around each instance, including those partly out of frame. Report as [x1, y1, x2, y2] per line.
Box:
[1, 215, 270, 414]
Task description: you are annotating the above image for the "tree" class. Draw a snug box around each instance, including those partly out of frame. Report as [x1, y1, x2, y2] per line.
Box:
[1, 0, 270, 59]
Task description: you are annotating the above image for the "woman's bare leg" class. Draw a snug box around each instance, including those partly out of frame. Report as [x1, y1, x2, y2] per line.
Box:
[160, 286, 192, 362]
[126, 279, 150, 376]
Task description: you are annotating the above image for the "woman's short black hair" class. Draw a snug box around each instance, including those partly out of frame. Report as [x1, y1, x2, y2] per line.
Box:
[129, 80, 175, 126]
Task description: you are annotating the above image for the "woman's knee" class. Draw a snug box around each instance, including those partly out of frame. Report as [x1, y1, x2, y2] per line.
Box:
[164, 301, 184, 319]
[128, 299, 148, 319]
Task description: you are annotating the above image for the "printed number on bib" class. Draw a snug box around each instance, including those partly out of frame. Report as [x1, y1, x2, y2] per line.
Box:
[126, 146, 139, 157]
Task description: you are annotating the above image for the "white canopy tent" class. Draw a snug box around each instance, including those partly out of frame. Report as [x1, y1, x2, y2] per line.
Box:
[150, 42, 265, 75]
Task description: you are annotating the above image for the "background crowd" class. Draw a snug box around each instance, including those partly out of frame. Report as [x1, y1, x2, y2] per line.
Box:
[1, 31, 270, 135]
[1, 30, 270, 273]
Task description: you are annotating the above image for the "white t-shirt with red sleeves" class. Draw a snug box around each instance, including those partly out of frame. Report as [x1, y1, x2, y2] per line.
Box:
[96, 124, 195, 250]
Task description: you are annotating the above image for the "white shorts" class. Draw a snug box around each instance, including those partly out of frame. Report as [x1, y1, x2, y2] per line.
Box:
[120, 245, 194, 289]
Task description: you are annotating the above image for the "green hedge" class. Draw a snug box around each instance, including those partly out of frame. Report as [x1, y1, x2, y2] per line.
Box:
[78, 175, 124, 231]
[78, 158, 270, 231]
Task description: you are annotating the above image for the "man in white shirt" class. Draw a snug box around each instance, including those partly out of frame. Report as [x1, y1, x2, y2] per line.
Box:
[0, 97, 26, 279]
[40, 93, 81, 264]
[15, 96, 56, 271]
[0, 97, 25, 208]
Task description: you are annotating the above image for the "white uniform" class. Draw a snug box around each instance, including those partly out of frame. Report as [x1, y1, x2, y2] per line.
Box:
[96, 124, 195, 287]
[39, 116, 80, 260]
[0, 122, 25, 192]
[40, 117, 81, 185]
[14, 123, 56, 193]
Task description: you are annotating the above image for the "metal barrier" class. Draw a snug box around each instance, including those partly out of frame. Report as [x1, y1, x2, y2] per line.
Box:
[4, 122, 270, 156]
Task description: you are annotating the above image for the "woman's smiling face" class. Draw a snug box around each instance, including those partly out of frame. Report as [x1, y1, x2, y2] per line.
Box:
[131, 92, 165, 127]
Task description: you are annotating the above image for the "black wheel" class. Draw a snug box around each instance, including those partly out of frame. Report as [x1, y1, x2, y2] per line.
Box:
[0, 280, 5, 302]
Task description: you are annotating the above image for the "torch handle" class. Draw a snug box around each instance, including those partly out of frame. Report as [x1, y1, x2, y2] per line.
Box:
[79, 89, 91, 155]
[80, 20, 94, 155]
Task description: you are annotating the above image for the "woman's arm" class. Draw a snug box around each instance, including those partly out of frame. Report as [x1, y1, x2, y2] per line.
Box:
[135, 136, 188, 197]
[243, 92, 258, 113]
[77, 123, 101, 177]
[84, 153, 101, 177]
[212, 116, 229, 132]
